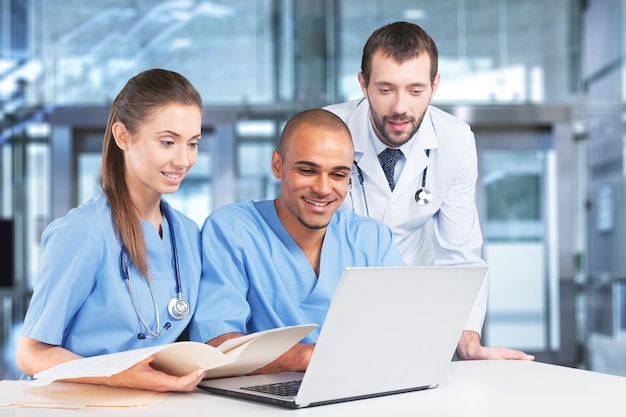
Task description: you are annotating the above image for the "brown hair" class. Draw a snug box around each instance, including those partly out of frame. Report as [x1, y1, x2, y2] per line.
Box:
[100, 69, 202, 278]
[360, 21, 439, 86]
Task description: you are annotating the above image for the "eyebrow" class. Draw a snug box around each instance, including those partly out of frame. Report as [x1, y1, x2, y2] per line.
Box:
[157, 130, 181, 137]
[374, 81, 428, 88]
[294, 160, 352, 172]
[157, 130, 202, 139]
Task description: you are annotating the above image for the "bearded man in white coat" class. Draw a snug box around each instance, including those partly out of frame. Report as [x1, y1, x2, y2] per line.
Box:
[326, 21, 534, 361]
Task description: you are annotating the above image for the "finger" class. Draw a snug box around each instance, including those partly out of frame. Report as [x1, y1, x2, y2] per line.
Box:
[172, 368, 206, 392]
[500, 348, 535, 360]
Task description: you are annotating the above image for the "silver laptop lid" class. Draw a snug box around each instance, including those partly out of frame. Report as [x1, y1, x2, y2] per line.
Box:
[295, 265, 486, 407]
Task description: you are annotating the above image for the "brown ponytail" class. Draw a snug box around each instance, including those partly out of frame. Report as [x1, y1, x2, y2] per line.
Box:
[100, 69, 202, 278]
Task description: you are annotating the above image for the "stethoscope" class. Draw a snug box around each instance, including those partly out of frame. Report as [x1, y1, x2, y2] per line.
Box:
[414, 149, 432, 206]
[119, 203, 190, 339]
[350, 149, 432, 216]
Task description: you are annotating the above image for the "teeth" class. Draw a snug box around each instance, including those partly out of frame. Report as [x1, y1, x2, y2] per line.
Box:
[305, 198, 327, 207]
[163, 173, 181, 179]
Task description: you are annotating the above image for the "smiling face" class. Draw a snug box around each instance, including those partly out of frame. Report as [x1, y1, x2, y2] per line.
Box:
[114, 103, 202, 204]
[359, 50, 440, 147]
[272, 121, 353, 238]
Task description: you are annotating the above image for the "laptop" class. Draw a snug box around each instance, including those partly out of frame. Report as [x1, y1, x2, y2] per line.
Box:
[198, 265, 486, 408]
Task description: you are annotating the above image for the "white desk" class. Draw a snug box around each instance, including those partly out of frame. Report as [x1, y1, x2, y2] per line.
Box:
[2, 360, 625, 416]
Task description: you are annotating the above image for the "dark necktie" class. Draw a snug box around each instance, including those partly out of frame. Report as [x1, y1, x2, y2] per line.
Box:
[379, 148, 403, 191]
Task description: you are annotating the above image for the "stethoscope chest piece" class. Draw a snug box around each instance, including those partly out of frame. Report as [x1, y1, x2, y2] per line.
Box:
[415, 188, 432, 206]
[168, 297, 190, 319]
[120, 202, 191, 339]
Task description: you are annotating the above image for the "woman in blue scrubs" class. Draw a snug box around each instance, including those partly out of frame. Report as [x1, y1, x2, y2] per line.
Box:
[16, 69, 205, 391]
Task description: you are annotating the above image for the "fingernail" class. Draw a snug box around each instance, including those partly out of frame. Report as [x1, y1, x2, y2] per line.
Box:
[197, 369, 206, 376]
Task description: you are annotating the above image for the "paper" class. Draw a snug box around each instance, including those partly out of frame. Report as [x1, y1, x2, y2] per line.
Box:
[204, 323, 317, 379]
[0, 380, 162, 409]
[31, 324, 316, 386]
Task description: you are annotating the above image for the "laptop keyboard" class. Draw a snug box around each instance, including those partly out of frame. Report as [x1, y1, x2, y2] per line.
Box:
[241, 380, 302, 397]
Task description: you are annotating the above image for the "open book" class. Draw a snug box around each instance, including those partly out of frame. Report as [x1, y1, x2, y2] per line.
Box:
[30, 324, 317, 387]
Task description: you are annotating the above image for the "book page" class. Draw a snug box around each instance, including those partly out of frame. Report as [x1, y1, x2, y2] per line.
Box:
[149, 341, 233, 376]
[205, 323, 317, 378]
[30, 342, 229, 387]
[30, 324, 317, 386]
[217, 323, 317, 353]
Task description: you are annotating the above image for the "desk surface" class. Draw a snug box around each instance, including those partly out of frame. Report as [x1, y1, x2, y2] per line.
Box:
[2, 360, 625, 416]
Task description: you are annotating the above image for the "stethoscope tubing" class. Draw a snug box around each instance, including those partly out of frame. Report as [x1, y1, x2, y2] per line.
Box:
[350, 149, 432, 215]
[119, 202, 188, 339]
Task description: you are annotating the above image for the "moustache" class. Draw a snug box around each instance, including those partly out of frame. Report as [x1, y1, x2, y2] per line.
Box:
[385, 114, 413, 123]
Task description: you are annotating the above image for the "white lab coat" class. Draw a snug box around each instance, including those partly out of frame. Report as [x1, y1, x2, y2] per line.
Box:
[326, 98, 487, 334]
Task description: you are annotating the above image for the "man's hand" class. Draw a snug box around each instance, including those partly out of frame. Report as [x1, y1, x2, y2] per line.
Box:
[250, 343, 315, 374]
[208, 333, 315, 374]
[456, 331, 535, 361]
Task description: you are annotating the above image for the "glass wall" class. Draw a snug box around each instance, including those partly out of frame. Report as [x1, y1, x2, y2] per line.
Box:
[0, 0, 602, 377]
[39, 0, 275, 105]
[337, 0, 573, 103]
[236, 119, 282, 202]
[1, 0, 577, 110]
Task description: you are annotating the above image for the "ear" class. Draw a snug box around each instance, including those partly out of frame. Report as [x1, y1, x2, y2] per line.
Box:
[111, 122, 130, 151]
[357, 72, 367, 98]
[271, 150, 282, 180]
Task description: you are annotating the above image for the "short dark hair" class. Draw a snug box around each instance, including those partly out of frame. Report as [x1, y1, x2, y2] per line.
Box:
[279, 108, 352, 156]
[361, 21, 439, 86]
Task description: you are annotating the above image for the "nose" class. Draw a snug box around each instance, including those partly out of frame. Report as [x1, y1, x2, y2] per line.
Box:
[172, 144, 192, 169]
[311, 174, 332, 196]
[392, 91, 409, 115]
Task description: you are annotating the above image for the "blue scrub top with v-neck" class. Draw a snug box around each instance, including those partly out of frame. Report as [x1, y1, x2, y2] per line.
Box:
[21, 194, 201, 358]
[190, 200, 405, 344]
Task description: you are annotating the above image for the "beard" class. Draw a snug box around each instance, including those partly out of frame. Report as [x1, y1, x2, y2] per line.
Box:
[370, 108, 425, 148]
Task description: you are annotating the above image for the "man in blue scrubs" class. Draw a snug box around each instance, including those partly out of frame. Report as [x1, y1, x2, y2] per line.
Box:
[190, 109, 405, 373]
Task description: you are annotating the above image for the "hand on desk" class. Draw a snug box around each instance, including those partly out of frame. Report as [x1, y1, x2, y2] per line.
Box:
[456, 331, 535, 361]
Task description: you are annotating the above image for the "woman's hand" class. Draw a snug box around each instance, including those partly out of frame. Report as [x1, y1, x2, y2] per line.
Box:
[101, 356, 206, 392]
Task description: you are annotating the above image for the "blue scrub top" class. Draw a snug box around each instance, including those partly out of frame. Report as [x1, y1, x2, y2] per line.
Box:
[21, 194, 201, 357]
[190, 200, 405, 344]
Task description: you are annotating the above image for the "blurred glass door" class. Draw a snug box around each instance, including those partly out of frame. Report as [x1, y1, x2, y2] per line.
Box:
[476, 129, 559, 354]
